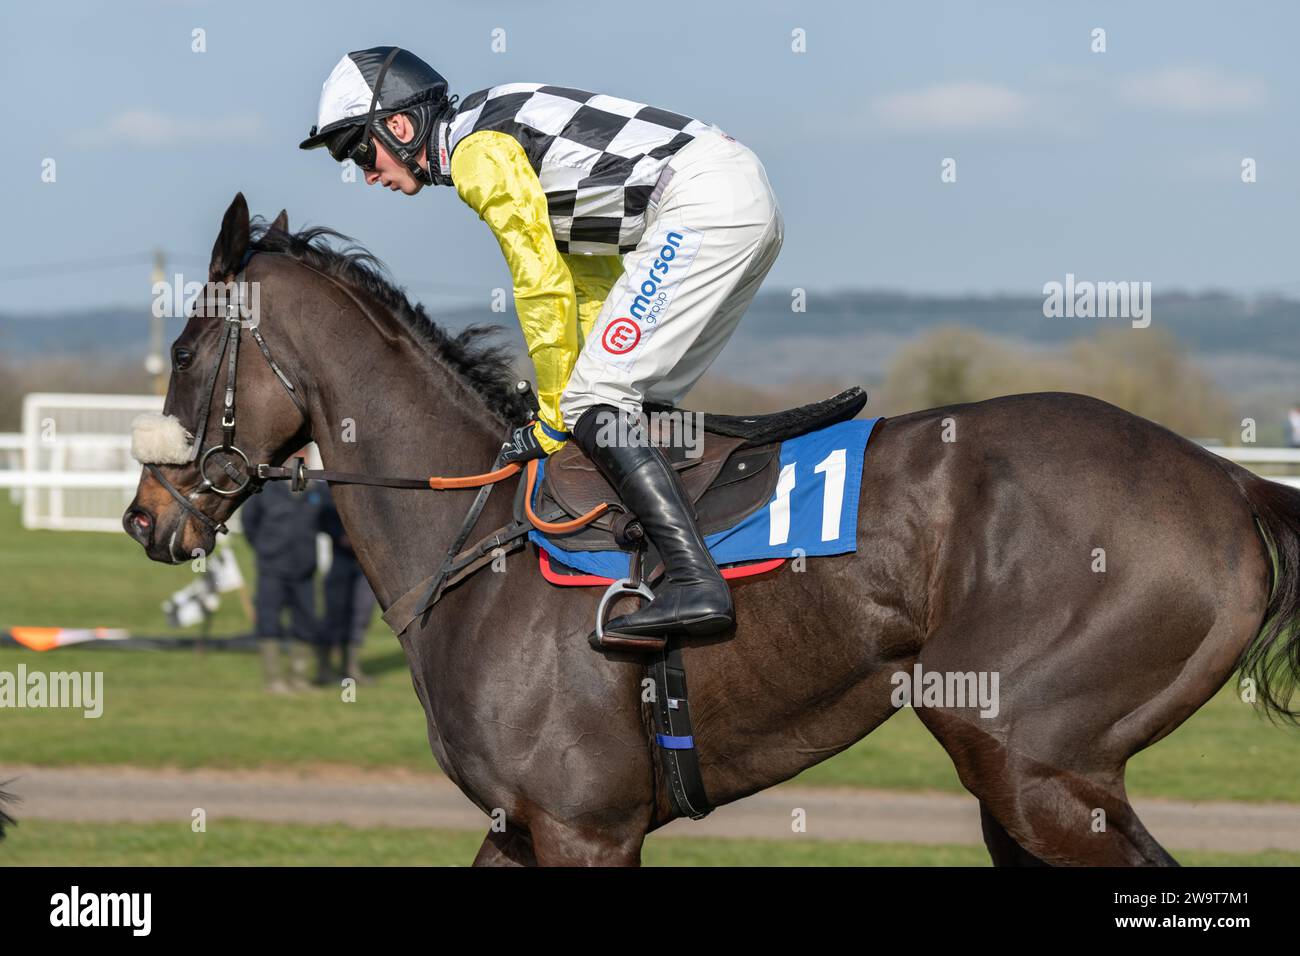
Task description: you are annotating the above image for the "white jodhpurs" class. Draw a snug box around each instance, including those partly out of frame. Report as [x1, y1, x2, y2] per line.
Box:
[558, 127, 784, 430]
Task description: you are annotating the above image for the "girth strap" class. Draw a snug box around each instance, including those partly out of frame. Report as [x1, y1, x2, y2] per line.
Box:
[650, 640, 713, 820]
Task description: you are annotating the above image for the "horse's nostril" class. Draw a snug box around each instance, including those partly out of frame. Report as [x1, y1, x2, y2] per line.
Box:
[125, 508, 153, 537]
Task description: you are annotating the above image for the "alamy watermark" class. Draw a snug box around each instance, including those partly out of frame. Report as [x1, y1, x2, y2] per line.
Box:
[1042, 273, 1151, 328]
[0, 666, 103, 718]
[890, 663, 1000, 718]
[152, 275, 261, 328]
[50, 886, 150, 935]
[587, 408, 707, 459]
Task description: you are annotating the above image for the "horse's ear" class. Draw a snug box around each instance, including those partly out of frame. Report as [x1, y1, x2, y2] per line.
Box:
[270, 209, 289, 233]
[209, 192, 250, 281]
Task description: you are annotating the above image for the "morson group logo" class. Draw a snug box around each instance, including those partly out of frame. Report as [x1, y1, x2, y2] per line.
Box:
[602, 228, 701, 358]
[628, 231, 685, 326]
[602, 318, 641, 354]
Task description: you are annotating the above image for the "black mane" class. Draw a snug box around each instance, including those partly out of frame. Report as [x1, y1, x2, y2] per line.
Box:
[249, 218, 531, 426]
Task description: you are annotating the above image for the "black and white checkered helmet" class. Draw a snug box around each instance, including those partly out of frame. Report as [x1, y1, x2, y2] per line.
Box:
[300, 46, 452, 183]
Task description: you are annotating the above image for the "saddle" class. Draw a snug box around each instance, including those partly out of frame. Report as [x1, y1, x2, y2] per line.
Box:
[523, 387, 868, 556]
[381, 385, 868, 641]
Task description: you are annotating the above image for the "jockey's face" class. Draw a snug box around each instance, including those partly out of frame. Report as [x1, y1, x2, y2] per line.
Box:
[364, 113, 426, 195]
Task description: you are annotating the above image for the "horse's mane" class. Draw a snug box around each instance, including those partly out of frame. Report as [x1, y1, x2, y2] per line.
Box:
[248, 218, 531, 426]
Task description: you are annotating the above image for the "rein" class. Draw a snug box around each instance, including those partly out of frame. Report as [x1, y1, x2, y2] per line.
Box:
[255, 447, 608, 533]
[257, 455, 611, 633]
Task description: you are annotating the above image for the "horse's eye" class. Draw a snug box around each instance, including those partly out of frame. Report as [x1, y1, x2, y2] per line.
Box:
[173, 347, 194, 371]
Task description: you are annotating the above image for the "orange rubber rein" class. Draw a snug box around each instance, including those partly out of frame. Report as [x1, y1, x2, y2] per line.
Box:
[427, 459, 607, 535]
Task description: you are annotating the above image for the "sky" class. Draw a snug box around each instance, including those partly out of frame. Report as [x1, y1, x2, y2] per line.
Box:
[1, 0, 1297, 313]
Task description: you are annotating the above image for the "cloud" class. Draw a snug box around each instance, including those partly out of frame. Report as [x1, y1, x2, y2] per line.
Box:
[72, 110, 266, 148]
[872, 82, 1031, 132]
[1117, 67, 1265, 115]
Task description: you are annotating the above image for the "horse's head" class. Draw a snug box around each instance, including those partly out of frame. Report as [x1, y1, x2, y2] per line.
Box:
[123, 193, 310, 562]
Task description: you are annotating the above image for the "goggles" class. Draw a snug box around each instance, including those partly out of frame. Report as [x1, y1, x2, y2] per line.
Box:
[324, 124, 379, 170]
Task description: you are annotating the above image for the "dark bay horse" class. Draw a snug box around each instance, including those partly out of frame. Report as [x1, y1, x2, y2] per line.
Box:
[124, 194, 1300, 866]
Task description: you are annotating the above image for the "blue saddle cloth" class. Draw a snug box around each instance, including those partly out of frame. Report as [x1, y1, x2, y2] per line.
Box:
[530, 418, 881, 579]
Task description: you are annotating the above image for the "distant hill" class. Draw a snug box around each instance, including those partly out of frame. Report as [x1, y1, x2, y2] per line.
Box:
[740, 290, 1300, 358]
[3, 289, 1297, 405]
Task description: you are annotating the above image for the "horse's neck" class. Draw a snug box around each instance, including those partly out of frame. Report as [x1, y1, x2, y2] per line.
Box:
[297, 322, 509, 611]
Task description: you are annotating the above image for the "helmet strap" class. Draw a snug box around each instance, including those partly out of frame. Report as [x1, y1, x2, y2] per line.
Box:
[370, 98, 456, 186]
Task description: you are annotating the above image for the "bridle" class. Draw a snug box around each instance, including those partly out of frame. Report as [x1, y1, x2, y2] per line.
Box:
[145, 261, 308, 539]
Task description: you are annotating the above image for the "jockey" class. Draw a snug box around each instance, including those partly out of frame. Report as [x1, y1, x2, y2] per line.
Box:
[300, 46, 783, 651]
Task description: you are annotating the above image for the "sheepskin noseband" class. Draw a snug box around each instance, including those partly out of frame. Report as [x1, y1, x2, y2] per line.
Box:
[130, 413, 195, 465]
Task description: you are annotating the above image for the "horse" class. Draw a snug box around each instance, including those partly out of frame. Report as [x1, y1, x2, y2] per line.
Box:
[124, 194, 1300, 866]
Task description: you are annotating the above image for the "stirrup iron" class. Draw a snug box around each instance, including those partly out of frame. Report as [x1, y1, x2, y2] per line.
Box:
[592, 547, 659, 650]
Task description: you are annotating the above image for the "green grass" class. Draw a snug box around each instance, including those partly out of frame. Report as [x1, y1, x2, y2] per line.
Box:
[2, 818, 1297, 867]
[0, 643, 432, 768]
[2, 499, 1298, 801]
[0, 496, 260, 637]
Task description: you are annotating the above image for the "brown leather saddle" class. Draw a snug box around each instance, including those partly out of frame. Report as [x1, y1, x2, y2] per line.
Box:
[521, 387, 869, 557]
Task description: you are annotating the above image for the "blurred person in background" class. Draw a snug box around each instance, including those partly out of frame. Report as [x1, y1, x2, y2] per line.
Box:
[241, 464, 325, 693]
[1286, 402, 1300, 449]
[317, 485, 375, 685]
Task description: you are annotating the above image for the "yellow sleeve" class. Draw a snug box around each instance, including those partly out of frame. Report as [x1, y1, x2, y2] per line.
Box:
[451, 130, 576, 454]
[563, 253, 624, 348]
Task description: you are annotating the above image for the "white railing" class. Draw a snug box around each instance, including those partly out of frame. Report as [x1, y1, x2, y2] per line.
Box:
[1211, 447, 1300, 464]
[0, 470, 144, 488]
[0, 393, 331, 533]
[17, 392, 166, 535]
[1210, 446, 1300, 489]
[0, 432, 23, 505]
[8, 393, 164, 532]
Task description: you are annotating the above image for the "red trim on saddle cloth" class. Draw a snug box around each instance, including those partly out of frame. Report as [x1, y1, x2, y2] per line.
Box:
[537, 547, 785, 587]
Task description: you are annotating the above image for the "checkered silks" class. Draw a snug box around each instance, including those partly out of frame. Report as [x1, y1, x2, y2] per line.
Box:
[448, 84, 712, 255]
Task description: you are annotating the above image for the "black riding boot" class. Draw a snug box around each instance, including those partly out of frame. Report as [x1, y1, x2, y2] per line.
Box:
[573, 405, 735, 652]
